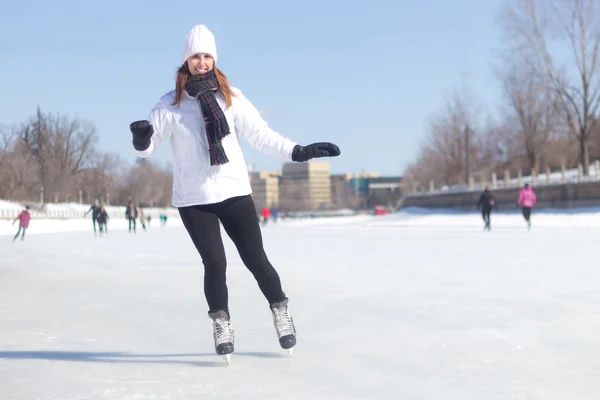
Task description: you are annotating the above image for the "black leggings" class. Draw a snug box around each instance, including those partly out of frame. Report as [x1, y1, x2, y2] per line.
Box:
[522, 207, 532, 222]
[178, 195, 286, 316]
[481, 207, 491, 226]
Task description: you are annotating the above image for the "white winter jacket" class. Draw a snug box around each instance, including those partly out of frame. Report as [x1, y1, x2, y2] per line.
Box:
[135, 88, 297, 207]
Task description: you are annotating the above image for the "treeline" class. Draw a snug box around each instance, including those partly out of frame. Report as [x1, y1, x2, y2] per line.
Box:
[403, 0, 600, 190]
[0, 108, 172, 207]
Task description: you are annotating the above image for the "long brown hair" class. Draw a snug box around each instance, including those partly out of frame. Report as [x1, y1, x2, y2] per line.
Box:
[172, 63, 235, 108]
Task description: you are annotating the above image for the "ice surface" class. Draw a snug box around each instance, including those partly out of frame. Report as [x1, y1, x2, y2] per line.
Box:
[1, 211, 600, 399]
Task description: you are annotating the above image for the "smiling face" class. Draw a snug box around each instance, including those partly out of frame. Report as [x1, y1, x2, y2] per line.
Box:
[186, 53, 214, 75]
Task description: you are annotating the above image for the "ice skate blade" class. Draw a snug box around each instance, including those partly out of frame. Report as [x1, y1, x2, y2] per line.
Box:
[287, 348, 294, 356]
[222, 354, 231, 365]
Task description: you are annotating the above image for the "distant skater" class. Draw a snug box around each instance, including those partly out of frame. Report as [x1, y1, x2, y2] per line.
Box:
[517, 184, 537, 230]
[13, 205, 31, 241]
[125, 201, 138, 233]
[139, 208, 147, 231]
[477, 186, 495, 231]
[97, 205, 109, 235]
[84, 199, 101, 236]
[261, 207, 271, 226]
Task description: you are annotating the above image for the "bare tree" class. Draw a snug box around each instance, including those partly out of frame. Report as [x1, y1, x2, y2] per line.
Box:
[1, 109, 181, 205]
[0, 126, 39, 200]
[498, 61, 559, 173]
[499, 0, 600, 174]
[79, 152, 124, 204]
[49, 113, 97, 175]
[403, 147, 448, 190]
[426, 118, 465, 186]
[124, 158, 173, 207]
[0, 125, 15, 186]
[20, 108, 98, 202]
[586, 117, 600, 159]
[422, 84, 484, 187]
[544, 135, 580, 167]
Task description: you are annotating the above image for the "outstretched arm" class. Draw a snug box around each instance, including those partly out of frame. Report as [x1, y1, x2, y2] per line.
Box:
[232, 89, 297, 160]
[232, 89, 340, 162]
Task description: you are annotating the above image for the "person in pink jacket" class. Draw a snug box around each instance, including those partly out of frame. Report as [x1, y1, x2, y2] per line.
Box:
[517, 184, 537, 229]
[12, 205, 31, 241]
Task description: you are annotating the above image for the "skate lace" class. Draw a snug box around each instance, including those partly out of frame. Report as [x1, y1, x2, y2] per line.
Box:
[213, 318, 234, 344]
[273, 307, 295, 338]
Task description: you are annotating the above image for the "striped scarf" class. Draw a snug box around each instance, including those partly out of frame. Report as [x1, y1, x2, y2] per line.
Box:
[185, 70, 230, 166]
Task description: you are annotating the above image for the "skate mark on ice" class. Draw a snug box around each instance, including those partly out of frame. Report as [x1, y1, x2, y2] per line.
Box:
[234, 351, 288, 359]
[0, 351, 224, 367]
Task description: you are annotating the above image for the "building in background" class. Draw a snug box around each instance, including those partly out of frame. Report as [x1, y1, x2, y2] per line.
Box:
[279, 161, 332, 211]
[248, 163, 402, 212]
[331, 172, 381, 209]
[334, 175, 403, 209]
[249, 171, 281, 212]
[362, 176, 404, 208]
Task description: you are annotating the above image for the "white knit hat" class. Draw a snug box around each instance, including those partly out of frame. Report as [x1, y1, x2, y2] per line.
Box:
[181, 25, 217, 65]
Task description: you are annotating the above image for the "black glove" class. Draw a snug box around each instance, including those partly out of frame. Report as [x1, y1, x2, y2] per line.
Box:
[130, 120, 154, 151]
[291, 142, 341, 162]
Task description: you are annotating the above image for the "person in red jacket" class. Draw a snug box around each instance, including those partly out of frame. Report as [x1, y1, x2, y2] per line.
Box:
[13, 205, 31, 241]
[261, 207, 271, 226]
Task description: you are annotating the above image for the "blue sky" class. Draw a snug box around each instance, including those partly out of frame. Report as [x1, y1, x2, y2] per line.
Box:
[0, 0, 508, 176]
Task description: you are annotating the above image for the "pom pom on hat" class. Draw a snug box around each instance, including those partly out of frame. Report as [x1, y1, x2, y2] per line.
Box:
[182, 24, 217, 64]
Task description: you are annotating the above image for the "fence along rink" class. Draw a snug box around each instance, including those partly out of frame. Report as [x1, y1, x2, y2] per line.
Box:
[0, 202, 180, 220]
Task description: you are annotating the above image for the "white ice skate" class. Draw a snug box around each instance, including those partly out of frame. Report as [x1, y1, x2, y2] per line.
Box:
[209, 310, 234, 365]
[271, 299, 296, 355]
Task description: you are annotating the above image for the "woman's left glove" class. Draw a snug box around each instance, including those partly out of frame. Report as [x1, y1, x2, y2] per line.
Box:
[291, 142, 341, 162]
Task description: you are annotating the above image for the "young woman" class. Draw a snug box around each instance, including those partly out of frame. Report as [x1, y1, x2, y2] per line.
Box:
[129, 24, 340, 361]
[12, 205, 31, 241]
[517, 183, 537, 230]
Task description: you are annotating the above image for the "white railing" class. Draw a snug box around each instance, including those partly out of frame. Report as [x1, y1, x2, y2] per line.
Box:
[405, 162, 600, 197]
[0, 201, 180, 220]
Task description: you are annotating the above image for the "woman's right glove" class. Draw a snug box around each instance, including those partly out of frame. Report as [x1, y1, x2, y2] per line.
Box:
[291, 142, 341, 162]
[130, 120, 154, 151]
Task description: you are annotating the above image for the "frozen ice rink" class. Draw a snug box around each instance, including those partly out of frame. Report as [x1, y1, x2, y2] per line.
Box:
[1, 210, 600, 399]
